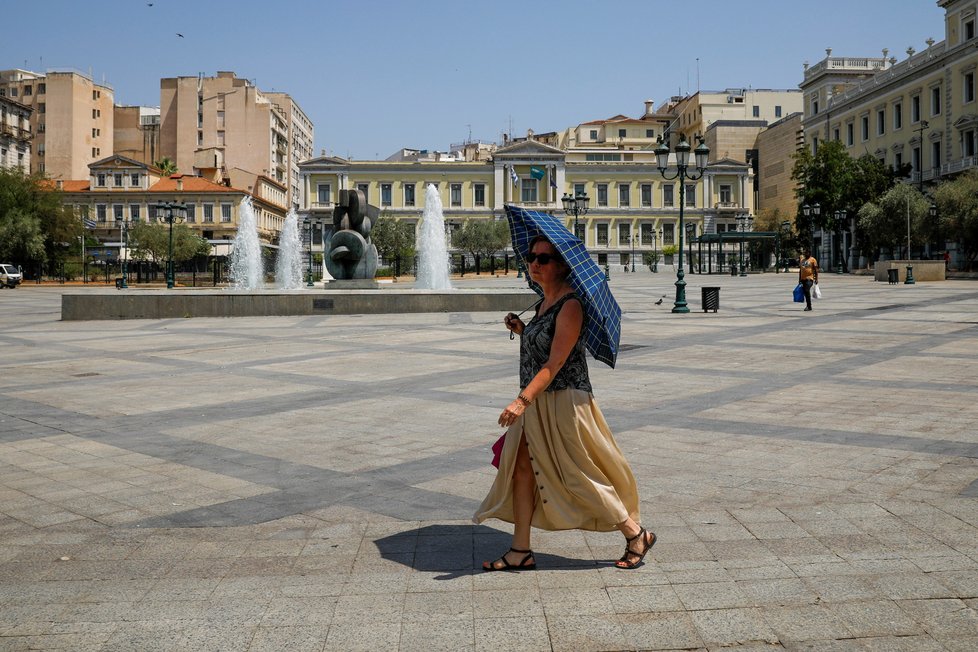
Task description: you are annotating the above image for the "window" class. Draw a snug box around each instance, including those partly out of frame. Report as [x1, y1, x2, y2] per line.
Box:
[197, 131, 203, 146]
[521, 178, 537, 202]
[847, 123, 854, 146]
[719, 184, 732, 204]
[912, 95, 921, 123]
[618, 128, 626, 138]
[641, 184, 652, 207]
[812, 98, 819, 115]
[113, 205, 124, 221]
[775, 105, 782, 118]
[895, 152, 903, 171]
[596, 223, 608, 245]
[23, 86, 32, 96]
[203, 204, 214, 223]
[597, 184, 608, 206]
[197, 113, 203, 128]
[752, 106, 760, 118]
[130, 173, 140, 186]
[404, 183, 415, 206]
[129, 205, 140, 222]
[964, 130, 976, 157]
[894, 103, 903, 130]
[645, 129, 654, 138]
[217, 131, 225, 146]
[861, 116, 869, 141]
[834, 127, 841, 142]
[473, 183, 485, 207]
[148, 204, 157, 221]
[663, 223, 675, 245]
[92, 109, 97, 119]
[96, 173, 106, 187]
[967, 18, 976, 40]
[93, 90, 100, 100]
[92, 128, 98, 138]
[589, 129, 598, 140]
[912, 146, 921, 174]
[450, 183, 462, 207]
[221, 204, 232, 222]
[618, 223, 630, 245]
[574, 222, 585, 241]
[618, 184, 630, 207]
[585, 153, 622, 162]
[381, 183, 392, 206]
[9, 87, 16, 97]
[96, 205, 107, 222]
[37, 83, 45, 94]
[877, 109, 886, 136]
[184, 203, 195, 223]
[357, 183, 369, 202]
[684, 184, 696, 207]
[641, 223, 654, 245]
[317, 184, 330, 204]
[114, 173, 123, 187]
[217, 111, 225, 128]
[966, 72, 975, 104]
[574, 183, 586, 198]
[663, 184, 674, 207]
[932, 141, 942, 170]
[931, 86, 941, 116]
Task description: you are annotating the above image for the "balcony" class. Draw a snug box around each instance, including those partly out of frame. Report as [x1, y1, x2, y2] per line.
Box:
[309, 201, 334, 211]
[714, 201, 742, 213]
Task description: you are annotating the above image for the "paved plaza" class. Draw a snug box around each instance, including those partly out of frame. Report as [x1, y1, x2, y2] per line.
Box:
[1, 271, 977, 651]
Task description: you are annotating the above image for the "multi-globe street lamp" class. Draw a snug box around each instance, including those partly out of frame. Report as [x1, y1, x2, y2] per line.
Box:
[685, 222, 696, 275]
[561, 191, 590, 241]
[833, 210, 847, 274]
[654, 135, 710, 313]
[779, 220, 792, 273]
[735, 213, 753, 277]
[802, 203, 820, 257]
[154, 201, 187, 289]
[303, 217, 315, 287]
[114, 215, 129, 288]
[630, 232, 636, 273]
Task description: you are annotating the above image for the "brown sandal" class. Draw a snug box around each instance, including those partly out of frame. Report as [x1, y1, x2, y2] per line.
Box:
[615, 527, 656, 569]
[482, 547, 536, 572]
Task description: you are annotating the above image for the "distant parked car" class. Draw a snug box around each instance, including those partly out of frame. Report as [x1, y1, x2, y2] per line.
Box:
[0, 264, 23, 288]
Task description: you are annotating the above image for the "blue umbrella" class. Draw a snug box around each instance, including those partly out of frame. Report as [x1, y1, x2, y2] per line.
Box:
[504, 204, 621, 369]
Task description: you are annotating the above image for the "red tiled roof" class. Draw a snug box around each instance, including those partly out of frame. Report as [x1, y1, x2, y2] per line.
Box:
[40, 180, 91, 192]
[149, 176, 243, 193]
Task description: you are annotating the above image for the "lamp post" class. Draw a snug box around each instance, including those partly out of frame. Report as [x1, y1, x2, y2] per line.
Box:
[780, 220, 792, 273]
[735, 213, 752, 277]
[685, 222, 696, 274]
[561, 191, 590, 241]
[833, 210, 847, 274]
[655, 135, 710, 313]
[154, 201, 187, 289]
[115, 215, 129, 288]
[630, 231, 636, 272]
[802, 203, 820, 258]
[915, 120, 929, 192]
[303, 218, 315, 287]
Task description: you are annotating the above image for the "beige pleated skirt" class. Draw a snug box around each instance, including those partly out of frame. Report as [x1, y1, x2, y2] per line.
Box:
[473, 388, 640, 532]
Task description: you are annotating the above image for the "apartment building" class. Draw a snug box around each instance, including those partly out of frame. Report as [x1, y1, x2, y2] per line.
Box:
[0, 95, 32, 171]
[299, 135, 753, 271]
[159, 72, 312, 211]
[113, 106, 160, 166]
[0, 69, 114, 179]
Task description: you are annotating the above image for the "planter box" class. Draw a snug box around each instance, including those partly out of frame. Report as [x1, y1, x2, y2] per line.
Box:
[873, 260, 946, 282]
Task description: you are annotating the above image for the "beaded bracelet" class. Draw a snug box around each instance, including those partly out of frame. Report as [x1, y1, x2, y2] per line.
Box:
[517, 393, 533, 406]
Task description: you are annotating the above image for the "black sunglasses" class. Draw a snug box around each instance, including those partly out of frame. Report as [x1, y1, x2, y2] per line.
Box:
[526, 252, 561, 265]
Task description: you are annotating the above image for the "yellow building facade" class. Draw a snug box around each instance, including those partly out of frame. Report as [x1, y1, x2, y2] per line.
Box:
[299, 139, 754, 271]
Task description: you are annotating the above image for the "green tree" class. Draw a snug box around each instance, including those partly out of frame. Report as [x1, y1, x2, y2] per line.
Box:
[129, 220, 209, 264]
[370, 215, 416, 274]
[453, 219, 510, 262]
[933, 169, 978, 269]
[0, 167, 80, 271]
[154, 157, 178, 176]
[858, 183, 931, 260]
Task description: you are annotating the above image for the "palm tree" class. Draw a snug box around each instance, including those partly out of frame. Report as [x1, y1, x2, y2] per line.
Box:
[154, 157, 178, 176]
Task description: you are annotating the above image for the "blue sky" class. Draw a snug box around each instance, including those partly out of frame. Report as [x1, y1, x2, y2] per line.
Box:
[4, 0, 944, 160]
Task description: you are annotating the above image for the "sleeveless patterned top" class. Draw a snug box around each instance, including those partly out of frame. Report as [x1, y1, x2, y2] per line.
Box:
[519, 293, 592, 393]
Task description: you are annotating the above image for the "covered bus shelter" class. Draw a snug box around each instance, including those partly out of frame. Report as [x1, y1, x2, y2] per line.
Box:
[689, 231, 786, 275]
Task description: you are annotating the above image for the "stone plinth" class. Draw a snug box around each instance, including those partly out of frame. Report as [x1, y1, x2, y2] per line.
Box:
[61, 289, 538, 321]
[874, 260, 946, 282]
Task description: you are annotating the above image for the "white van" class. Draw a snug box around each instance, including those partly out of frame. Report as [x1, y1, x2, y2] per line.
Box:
[0, 264, 23, 288]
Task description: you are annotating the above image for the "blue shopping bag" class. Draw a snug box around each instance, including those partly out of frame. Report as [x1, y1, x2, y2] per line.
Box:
[793, 283, 805, 303]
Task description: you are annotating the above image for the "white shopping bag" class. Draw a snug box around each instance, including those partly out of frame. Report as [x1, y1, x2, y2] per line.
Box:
[813, 283, 822, 299]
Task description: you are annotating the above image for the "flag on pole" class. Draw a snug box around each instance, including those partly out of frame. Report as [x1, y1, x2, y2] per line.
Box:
[510, 165, 519, 186]
[530, 165, 546, 180]
[550, 165, 558, 189]
[84, 218, 97, 229]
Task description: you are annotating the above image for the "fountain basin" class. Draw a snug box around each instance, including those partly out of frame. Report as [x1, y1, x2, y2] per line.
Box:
[61, 288, 537, 321]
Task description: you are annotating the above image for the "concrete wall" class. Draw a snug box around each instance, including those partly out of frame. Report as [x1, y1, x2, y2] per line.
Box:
[62, 290, 538, 321]
[874, 260, 946, 282]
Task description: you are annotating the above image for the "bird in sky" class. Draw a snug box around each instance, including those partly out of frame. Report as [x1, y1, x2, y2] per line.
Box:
[147, 2, 153, 5]
[176, 33, 184, 38]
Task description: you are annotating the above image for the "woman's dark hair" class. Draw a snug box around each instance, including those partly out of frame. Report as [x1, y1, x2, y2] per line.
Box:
[528, 235, 563, 263]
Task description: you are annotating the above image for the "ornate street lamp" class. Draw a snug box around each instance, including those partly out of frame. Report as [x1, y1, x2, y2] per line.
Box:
[655, 135, 710, 313]
[561, 191, 590, 241]
[630, 231, 636, 273]
[685, 222, 696, 275]
[303, 217, 315, 287]
[779, 220, 792, 273]
[735, 213, 753, 277]
[115, 215, 129, 288]
[833, 210, 847, 274]
[154, 201, 187, 289]
[802, 203, 820, 256]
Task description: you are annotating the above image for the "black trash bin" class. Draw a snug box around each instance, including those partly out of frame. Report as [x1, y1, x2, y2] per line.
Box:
[702, 286, 720, 313]
[114, 277, 124, 289]
[886, 268, 899, 284]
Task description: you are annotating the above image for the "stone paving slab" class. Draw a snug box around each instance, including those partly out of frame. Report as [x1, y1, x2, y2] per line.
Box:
[1, 273, 977, 651]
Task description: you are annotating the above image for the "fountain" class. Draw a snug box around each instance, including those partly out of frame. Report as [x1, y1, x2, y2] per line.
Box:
[275, 209, 303, 289]
[416, 184, 452, 290]
[229, 196, 265, 290]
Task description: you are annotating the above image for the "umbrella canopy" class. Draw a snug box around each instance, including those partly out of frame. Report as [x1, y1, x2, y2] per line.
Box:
[504, 204, 621, 368]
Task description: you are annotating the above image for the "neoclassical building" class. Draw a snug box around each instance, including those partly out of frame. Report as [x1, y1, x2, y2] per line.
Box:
[299, 137, 754, 271]
[800, 0, 978, 267]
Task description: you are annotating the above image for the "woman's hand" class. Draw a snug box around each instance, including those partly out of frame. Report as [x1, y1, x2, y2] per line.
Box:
[498, 399, 526, 428]
[504, 313, 525, 336]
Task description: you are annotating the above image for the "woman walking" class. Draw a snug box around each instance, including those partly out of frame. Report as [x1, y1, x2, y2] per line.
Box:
[799, 247, 819, 311]
[474, 234, 654, 571]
